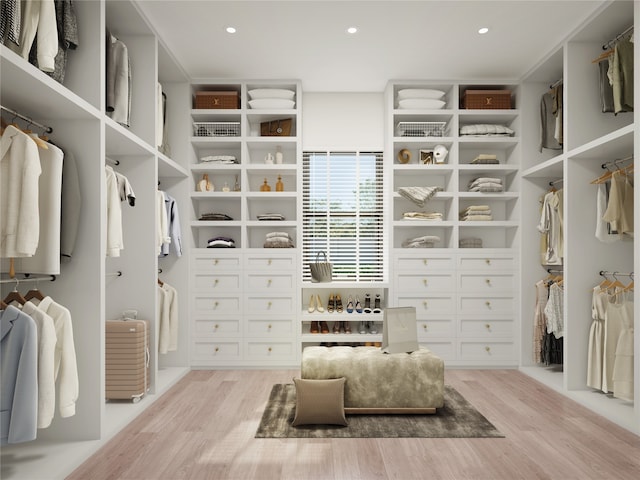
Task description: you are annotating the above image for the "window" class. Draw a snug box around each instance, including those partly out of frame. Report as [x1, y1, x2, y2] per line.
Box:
[302, 151, 385, 282]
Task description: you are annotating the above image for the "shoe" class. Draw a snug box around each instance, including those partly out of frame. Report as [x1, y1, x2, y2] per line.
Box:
[333, 321, 341, 334]
[369, 322, 378, 334]
[336, 294, 344, 313]
[320, 321, 330, 334]
[308, 295, 316, 313]
[310, 321, 320, 334]
[373, 294, 382, 313]
[316, 294, 325, 313]
[363, 294, 372, 313]
[327, 294, 335, 313]
[343, 321, 352, 334]
[359, 321, 367, 334]
[346, 295, 354, 313]
[355, 296, 363, 313]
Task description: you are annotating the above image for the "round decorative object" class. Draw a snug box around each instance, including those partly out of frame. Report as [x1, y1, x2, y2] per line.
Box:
[433, 144, 449, 164]
[397, 148, 412, 164]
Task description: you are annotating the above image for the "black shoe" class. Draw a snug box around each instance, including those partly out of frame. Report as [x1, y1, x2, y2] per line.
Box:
[373, 294, 382, 313]
[363, 293, 372, 313]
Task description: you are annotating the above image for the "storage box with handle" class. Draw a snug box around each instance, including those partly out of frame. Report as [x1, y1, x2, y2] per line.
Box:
[461, 89, 512, 109]
[194, 91, 240, 109]
[105, 318, 150, 403]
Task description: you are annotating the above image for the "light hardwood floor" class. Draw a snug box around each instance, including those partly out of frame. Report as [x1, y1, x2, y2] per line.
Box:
[67, 369, 640, 480]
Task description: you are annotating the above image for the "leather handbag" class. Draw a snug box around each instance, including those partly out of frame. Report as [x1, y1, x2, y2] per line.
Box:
[381, 307, 419, 354]
[309, 251, 333, 283]
[260, 118, 292, 136]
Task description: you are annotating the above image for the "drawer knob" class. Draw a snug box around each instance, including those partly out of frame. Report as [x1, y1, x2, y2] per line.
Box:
[485, 259, 491, 265]
[214, 346, 219, 353]
[485, 323, 491, 331]
[214, 259, 219, 265]
[423, 324, 428, 330]
[485, 301, 491, 308]
[214, 279, 219, 286]
[423, 279, 428, 286]
[423, 259, 428, 265]
[268, 259, 272, 265]
[268, 301, 272, 309]
[485, 278, 491, 286]
[268, 324, 272, 330]
[268, 347, 272, 353]
[423, 300, 428, 309]
[267, 279, 272, 287]
[214, 324, 219, 330]
[485, 346, 491, 354]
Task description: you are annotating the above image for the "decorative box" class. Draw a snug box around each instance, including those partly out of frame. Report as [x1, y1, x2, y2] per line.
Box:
[462, 90, 512, 109]
[194, 91, 240, 109]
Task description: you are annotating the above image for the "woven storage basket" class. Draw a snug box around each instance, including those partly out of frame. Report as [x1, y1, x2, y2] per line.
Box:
[462, 90, 512, 109]
[193, 122, 240, 137]
[309, 251, 333, 283]
[194, 91, 240, 109]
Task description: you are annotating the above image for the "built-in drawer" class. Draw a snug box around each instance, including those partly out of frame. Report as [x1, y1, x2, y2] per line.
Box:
[458, 295, 514, 315]
[192, 273, 242, 292]
[191, 253, 242, 272]
[192, 318, 241, 337]
[192, 294, 242, 314]
[458, 317, 514, 338]
[395, 255, 455, 271]
[396, 273, 455, 293]
[245, 295, 295, 314]
[245, 254, 296, 270]
[191, 339, 242, 362]
[418, 340, 456, 362]
[457, 272, 515, 292]
[396, 295, 456, 315]
[245, 341, 296, 361]
[246, 318, 295, 336]
[245, 273, 295, 291]
[417, 317, 456, 337]
[458, 340, 516, 362]
[457, 255, 514, 271]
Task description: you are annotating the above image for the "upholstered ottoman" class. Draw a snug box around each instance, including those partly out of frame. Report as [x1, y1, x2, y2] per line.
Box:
[301, 346, 444, 414]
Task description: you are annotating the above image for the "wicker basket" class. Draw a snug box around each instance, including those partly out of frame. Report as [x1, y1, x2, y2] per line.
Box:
[194, 91, 240, 109]
[396, 121, 446, 137]
[193, 122, 240, 137]
[461, 90, 512, 109]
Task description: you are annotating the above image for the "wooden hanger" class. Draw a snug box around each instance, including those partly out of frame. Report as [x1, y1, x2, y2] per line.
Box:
[157, 278, 164, 287]
[591, 48, 614, 64]
[3, 285, 27, 306]
[0, 300, 7, 310]
[24, 287, 45, 302]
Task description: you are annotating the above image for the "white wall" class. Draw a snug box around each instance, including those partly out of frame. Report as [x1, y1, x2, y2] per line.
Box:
[302, 92, 384, 151]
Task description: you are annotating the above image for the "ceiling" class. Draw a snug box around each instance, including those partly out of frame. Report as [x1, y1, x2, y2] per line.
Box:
[136, 0, 606, 92]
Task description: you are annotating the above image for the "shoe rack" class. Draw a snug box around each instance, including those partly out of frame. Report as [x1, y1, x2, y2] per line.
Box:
[301, 283, 389, 346]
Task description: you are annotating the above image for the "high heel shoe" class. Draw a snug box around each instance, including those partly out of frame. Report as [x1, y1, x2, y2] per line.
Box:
[310, 321, 320, 334]
[343, 321, 352, 334]
[363, 293, 372, 313]
[355, 296, 363, 313]
[336, 294, 344, 313]
[358, 320, 367, 334]
[333, 321, 341, 334]
[308, 295, 316, 313]
[327, 294, 335, 313]
[369, 322, 378, 334]
[316, 294, 325, 313]
[346, 295, 354, 313]
[319, 321, 330, 334]
[373, 294, 382, 313]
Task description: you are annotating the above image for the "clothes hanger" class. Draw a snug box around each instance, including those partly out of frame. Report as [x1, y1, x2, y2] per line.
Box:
[607, 272, 626, 292]
[24, 282, 45, 302]
[0, 300, 7, 310]
[591, 48, 613, 64]
[157, 277, 164, 287]
[3, 280, 27, 306]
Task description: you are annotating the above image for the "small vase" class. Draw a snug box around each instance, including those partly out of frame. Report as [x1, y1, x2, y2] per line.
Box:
[276, 174, 284, 192]
[260, 178, 271, 192]
[197, 173, 213, 192]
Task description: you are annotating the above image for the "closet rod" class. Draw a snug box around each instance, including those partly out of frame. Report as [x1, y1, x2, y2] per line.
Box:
[106, 271, 123, 277]
[599, 270, 634, 279]
[601, 155, 633, 170]
[603, 25, 634, 50]
[0, 105, 53, 134]
[549, 79, 563, 89]
[547, 268, 563, 274]
[549, 178, 563, 186]
[105, 156, 120, 166]
[0, 274, 56, 285]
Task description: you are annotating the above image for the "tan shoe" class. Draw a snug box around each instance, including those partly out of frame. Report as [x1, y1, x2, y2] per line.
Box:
[315, 294, 325, 313]
[307, 294, 316, 313]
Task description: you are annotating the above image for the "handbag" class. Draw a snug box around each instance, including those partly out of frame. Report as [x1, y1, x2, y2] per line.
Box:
[381, 306, 419, 354]
[260, 118, 292, 137]
[309, 251, 333, 283]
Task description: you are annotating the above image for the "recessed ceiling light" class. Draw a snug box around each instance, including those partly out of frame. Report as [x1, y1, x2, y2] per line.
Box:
[226, 26, 237, 34]
[478, 27, 489, 34]
[347, 26, 358, 34]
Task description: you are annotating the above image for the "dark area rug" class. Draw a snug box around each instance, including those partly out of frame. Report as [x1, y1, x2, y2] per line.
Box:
[255, 384, 504, 438]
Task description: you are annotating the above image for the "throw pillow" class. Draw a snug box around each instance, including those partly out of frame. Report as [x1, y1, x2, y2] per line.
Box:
[291, 377, 348, 426]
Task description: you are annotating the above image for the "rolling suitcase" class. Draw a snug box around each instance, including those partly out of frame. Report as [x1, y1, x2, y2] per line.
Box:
[105, 318, 150, 403]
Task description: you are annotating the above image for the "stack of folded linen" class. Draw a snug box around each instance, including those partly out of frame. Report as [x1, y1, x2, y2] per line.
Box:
[398, 186, 442, 207]
[459, 237, 483, 248]
[264, 231, 294, 248]
[401, 235, 441, 248]
[257, 213, 285, 221]
[468, 177, 503, 192]
[402, 211, 443, 221]
[470, 154, 499, 164]
[396, 89, 446, 110]
[460, 205, 492, 221]
[207, 236, 236, 248]
[200, 155, 238, 164]
[199, 212, 233, 221]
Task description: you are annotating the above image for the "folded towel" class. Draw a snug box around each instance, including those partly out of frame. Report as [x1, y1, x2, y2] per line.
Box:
[461, 214, 493, 221]
[402, 235, 440, 248]
[469, 183, 504, 192]
[469, 177, 502, 188]
[398, 186, 442, 208]
[257, 213, 286, 221]
[460, 124, 514, 136]
[402, 211, 443, 220]
[459, 237, 483, 248]
[470, 154, 498, 164]
[200, 155, 238, 163]
[264, 238, 294, 248]
[266, 231, 292, 240]
[199, 212, 233, 221]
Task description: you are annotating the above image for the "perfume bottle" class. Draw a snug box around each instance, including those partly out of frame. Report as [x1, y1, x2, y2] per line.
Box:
[275, 145, 283, 164]
[260, 178, 271, 192]
[276, 174, 284, 192]
[222, 181, 230, 192]
[233, 174, 241, 192]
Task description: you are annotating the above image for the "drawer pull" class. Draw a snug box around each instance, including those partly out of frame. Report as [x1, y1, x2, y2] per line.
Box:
[214, 346, 219, 353]
[267, 279, 272, 287]
[268, 324, 272, 330]
[423, 279, 428, 286]
[485, 278, 491, 286]
[423, 259, 428, 265]
[485, 323, 491, 331]
[268, 347, 273, 353]
[213, 259, 219, 265]
[268, 259, 272, 266]
[267, 301, 272, 309]
[214, 279, 219, 287]
[214, 324, 219, 330]
[485, 346, 491, 354]
[422, 324, 428, 330]
[423, 300, 428, 309]
[485, 301, 491, 308]
[485, 259, 491, 265]
[213, 301, 219, 309]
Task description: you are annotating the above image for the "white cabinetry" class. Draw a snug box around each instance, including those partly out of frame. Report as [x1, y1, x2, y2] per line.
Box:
[386, 81, 520, 366]
[519, 0, 638, 434]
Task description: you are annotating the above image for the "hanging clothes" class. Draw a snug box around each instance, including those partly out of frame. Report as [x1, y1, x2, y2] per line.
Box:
[597, 59, 615, 113]
[0, 304, 38, 445]
[159, 191, 182, 258]
[106, 30, 131, 127]
[532, 279, 549, 364]
[156, 190, 171, 255]
[602, 287, 626, 393]
[537, 189, 564, 266]
[539, 90, 563, 152]
[105, 165, 123, 257]
[60, 149, 81, 262]
[602, 170, 634, 238]
[157, 281, 178, 354]
[595, 183, 620, 243]
[611, 38, 634, 115]
[610, 290, 634, 401]
[587, 285, 607, 389]
[0, 125, 42, 259]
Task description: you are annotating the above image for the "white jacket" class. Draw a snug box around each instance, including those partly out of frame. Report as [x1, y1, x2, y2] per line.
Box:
[6, 0, 58, 72]
[106, 165, 123, 257]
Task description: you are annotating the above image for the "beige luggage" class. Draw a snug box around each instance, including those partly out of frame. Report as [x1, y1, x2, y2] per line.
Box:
[105, 319, 150, 403]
